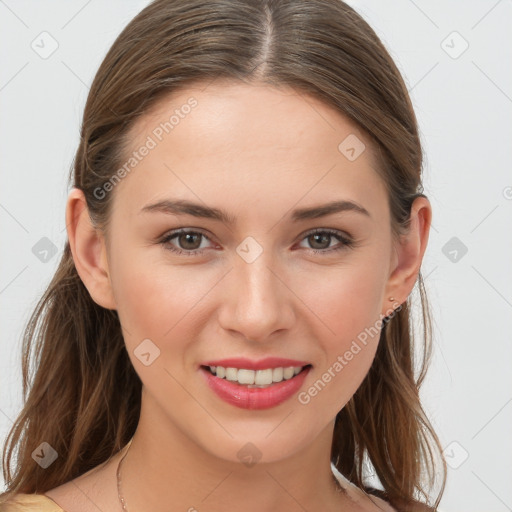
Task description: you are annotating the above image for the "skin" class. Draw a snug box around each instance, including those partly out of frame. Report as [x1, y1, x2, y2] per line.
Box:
[46, 80, 431, 512]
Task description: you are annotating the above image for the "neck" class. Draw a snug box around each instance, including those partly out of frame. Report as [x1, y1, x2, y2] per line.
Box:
[119, 394, 348, 512]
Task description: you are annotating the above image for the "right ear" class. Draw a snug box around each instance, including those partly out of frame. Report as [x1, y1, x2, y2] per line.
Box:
[65, 187, 117, 310]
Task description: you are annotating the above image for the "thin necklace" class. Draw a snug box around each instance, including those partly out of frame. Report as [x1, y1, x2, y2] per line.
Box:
[116, 442, 131, 512]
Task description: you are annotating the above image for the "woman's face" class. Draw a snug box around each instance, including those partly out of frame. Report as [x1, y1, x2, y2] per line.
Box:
[96, 81, 402, 463]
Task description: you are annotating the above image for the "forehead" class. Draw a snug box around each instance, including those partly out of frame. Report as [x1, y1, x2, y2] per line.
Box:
[113, 80, 387, 221]
[132, 80, 373, 156]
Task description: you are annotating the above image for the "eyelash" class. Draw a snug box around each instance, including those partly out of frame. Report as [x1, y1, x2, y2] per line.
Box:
[158, 228, 355, 257]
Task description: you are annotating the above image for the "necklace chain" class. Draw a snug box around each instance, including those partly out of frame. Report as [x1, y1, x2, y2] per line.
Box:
[116, 442, 131, 512]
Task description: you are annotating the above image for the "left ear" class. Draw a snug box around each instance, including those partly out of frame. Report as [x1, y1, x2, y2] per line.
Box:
[382, 196, 432, 316]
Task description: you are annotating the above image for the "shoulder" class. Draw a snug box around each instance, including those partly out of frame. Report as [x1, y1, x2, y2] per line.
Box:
[332, 467, 396, 511]
[0, 493, 64, 512]
[332, 466, 435, 512]
[365, 488, 437, 512]
[346, 486, 397, 512]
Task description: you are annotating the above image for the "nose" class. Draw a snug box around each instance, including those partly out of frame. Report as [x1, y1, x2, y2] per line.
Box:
[217, 250, 295, 344]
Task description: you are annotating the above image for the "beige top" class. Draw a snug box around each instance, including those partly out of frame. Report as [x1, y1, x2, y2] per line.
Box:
[0, 493, 63, 511]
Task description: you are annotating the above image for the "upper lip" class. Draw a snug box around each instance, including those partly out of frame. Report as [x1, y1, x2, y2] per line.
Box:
[200, 357, 311, 370]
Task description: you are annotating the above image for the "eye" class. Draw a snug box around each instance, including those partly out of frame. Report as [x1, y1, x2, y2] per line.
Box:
[159, 229, 214, 256]
[297, 228, 354, 254]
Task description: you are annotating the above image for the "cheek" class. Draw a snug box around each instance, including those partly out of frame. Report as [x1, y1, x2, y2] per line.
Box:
[108, 252, 217, 406]
[297, 257, 386, 342]
[109, 248, 218, 348]
[294, 259, 386, 411]
[112, 266, 170, 338]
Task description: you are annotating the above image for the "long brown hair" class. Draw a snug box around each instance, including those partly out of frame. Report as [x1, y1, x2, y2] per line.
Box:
[1, 0, 446, 508]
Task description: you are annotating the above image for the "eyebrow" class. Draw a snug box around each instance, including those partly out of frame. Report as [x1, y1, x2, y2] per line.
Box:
[139, 198, 371, 224]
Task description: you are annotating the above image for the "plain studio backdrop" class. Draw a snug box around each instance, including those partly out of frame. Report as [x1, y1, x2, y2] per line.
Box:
[0, 1, 511, 510]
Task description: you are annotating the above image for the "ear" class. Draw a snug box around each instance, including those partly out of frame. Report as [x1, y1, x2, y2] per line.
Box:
[381, 196, 432, 316]
[66, 187, 117, 310]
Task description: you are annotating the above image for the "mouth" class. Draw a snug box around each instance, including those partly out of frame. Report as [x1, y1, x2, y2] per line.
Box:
[200, 364, 312, 388]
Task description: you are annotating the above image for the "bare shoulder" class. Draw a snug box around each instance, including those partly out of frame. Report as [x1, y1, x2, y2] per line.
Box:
[367, 495, 397, 512]
[352, 489, 397, 512]
[362, 488, 437, 512]
[334, 475, 396, 512]
[44, 451, 122, 512]
[333, 473, 433, 512]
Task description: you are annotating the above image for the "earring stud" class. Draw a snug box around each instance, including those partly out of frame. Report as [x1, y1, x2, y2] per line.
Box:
[389, 297, 395, 301]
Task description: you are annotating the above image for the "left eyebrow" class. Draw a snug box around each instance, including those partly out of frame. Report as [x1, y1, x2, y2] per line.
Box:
[290, 200, 371, 221]
[139, 198, 371, 225]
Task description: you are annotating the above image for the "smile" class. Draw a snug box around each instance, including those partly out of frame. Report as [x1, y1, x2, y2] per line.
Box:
[204, 365, 308, 388]
[199, 358, 312, 410]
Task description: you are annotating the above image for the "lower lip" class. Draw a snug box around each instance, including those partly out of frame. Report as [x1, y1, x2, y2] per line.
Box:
[201, 366, 311, 410]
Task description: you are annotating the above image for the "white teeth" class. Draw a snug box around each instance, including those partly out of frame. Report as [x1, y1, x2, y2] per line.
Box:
[272, 367, 283, 382]
[238, 369, 255, 385]
[208, 365, 306, 385]
[255, 369, 273, 386]
[225, 367, 238, 381]
[283, 367, 295, 380]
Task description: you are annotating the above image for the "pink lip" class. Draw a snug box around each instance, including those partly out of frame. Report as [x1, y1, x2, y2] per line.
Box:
[200, 365, 312, 410]
[201, 357, 310, 370]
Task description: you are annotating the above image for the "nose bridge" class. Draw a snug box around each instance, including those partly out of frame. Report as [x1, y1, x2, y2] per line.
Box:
[221, 242, 294, 341]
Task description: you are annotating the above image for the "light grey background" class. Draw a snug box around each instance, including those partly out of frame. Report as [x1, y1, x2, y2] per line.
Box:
[1, 1, 511, 510]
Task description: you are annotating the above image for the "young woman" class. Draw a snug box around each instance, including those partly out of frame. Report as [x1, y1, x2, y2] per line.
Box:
[1, 0, 446, 510]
